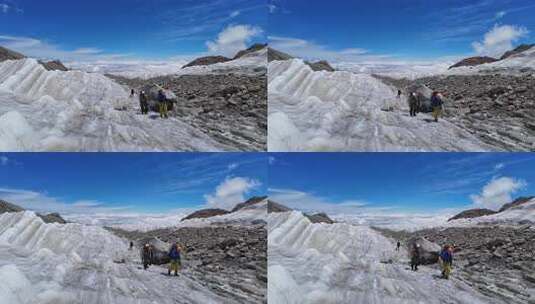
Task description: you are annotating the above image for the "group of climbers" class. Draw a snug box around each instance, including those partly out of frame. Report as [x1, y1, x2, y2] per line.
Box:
[403, 90, 445, 122]
[398, 241, 455, 279]
[129, 88, 170, 118]
[137, 241, 185, 276]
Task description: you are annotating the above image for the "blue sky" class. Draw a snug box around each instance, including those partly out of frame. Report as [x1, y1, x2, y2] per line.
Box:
[268, 0, 535, 62]
[0, 153, 267, 214]
[269, 153, 535, 214]
[0, 0, 267, 61]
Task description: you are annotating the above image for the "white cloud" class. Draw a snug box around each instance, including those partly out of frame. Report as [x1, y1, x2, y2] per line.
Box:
[268, 188, 369, 213]
[0, 156, 8, 166]
[269, 36, 370, 62]
[227, 163, 239, 171]
[204, 177, 260, 210]
[206, 24, 263, 57]
[495, 11, 506, 19]
[0, 3, 9, 13]
[268, 156, 276, 165]
[229, 10, 240, 18]
[0, 187, 131, 215]
[470, 177, 527, 210]
[0, 35, 131, 62]
[267, 4, 277, 13]
[472, 24, 529, 58]
[494, 163, 505, 170]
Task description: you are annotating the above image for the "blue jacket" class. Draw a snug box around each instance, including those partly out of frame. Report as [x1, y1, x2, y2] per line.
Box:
[431, 95, 443, 107]
[440, 250, 453, 263]
[158, 92, 166, 103]
[169, 246, 181, 260]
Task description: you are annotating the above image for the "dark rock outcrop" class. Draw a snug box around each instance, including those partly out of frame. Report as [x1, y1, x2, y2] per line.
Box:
[449, 56, 498, 69]
[0, 199, 66, 224]
[39, 212, 67, 224]
[0, 199, 25, 213]
[448, 208, 499, 221]
[267, 48, 293, 62]
[407, 237, 441, 265]
[305, 60, 335, 72]
[233, 43, 267, 60]
[39, 60, 69, 71]
[182, 56, 231, 68]
[500, 44, 535, 60]
[231, 196, 267, 212]
[180, 209, 230, 221]
[305, 212, 334, 224]
[499, 196, 535, 212]
[267, 200, 292, 213]
[0, 46, 25, 62]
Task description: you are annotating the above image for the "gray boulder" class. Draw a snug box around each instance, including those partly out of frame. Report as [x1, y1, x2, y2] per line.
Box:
[140, 84, 178, 112]
[139, 237, 171, 265]
[407, 237, 441, 265]
[406, 84, 435, 112]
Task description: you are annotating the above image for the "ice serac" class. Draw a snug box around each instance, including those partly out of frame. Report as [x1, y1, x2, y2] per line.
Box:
[268, 211, 501, 304]
[268, 59, 492, 152]
[0, 58, 230, 151]
[0, 211, 239, 304]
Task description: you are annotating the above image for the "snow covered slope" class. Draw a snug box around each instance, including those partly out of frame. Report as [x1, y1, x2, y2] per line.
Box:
[268, 59, 493, 152]
[0, 211, 239, 304]
[268, 211, 501, 304]
[447, 47, 535, 75]
[449, 198, 535, 226]
[0, 58, 232, 151]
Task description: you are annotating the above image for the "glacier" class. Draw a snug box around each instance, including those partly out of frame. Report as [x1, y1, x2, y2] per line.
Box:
[268, 59, 494, 152]
[0, 210, 257, 304]
[268, 211, 503, 304]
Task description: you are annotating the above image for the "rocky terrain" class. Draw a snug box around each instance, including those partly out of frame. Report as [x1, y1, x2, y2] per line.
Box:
[375, 197, 535, 304]
[377, 73, 535, 151]
[267, 47, 336, 71]
[109, 70, 267, 151]
[0, 46, 25, 62]
[233, 44, 268, 60]
[449, 56, 498, 69]
[109, 222, 267, 303]
[181, 208, 230, 221]
[39, 59, 69, 71]
[0, 199, 67, 224]
[267, 200, 335, 223]
[183, 56, 231, 68]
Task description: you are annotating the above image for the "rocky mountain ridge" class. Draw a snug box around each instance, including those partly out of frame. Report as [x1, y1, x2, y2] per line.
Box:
[0, 199, 67, 224]
[449, 44, 535, 69]
[180, 196, 268, 222]
[267, 47, 336, 72]
[267, 200, 334, 224]
[448, 196, 535, 221]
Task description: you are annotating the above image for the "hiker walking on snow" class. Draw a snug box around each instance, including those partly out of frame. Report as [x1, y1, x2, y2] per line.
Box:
[168, 242, 183, 276]
[139, 91, 149, 115]
[439, 245, 454, 279]
[431, 92, 444, 122]
[142, 243, 154, 270]
[158, 90, 169, 119]
[410, 244, 420, 271]
[129, 241, 134, 251]
[408, 92, 419, 117]
[396, 241, 401, 251]
[130, 89, 135, 97]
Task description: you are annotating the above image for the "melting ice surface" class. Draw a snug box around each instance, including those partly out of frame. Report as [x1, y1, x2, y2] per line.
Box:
[268, 59, 493, 152]
[268, 211, 503, 304]
[0, 211, 257, 304]
[0, 50, 266, 151]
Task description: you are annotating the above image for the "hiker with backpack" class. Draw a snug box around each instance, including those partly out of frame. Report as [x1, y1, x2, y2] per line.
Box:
[158, 90, 169, 119]
[408, 92, 419, 117]
[410, 243, 420, 271]
[431, 92, 444, 122]
[168, 242, 183, 276]
[439, 245, 454, 279]
[139, 91, 149, 115]
[142, 243, 154, 270]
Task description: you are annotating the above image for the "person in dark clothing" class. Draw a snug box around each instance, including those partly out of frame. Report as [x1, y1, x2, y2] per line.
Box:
[141, 244, 153, 270]
[130, 89, 135, 97]
[129, 241, 134, 251]
[396, 241, 401, 251]
[431, 92, 444, 122]
[157, 90, 168, 119]
[439, 245, 454, 279]
[408, 92, 419, 117]
[168, 242, 183, 276]
[397, 90, 402, 98]
[410, 244, 420, 271]
[139, 91, 149, 115]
